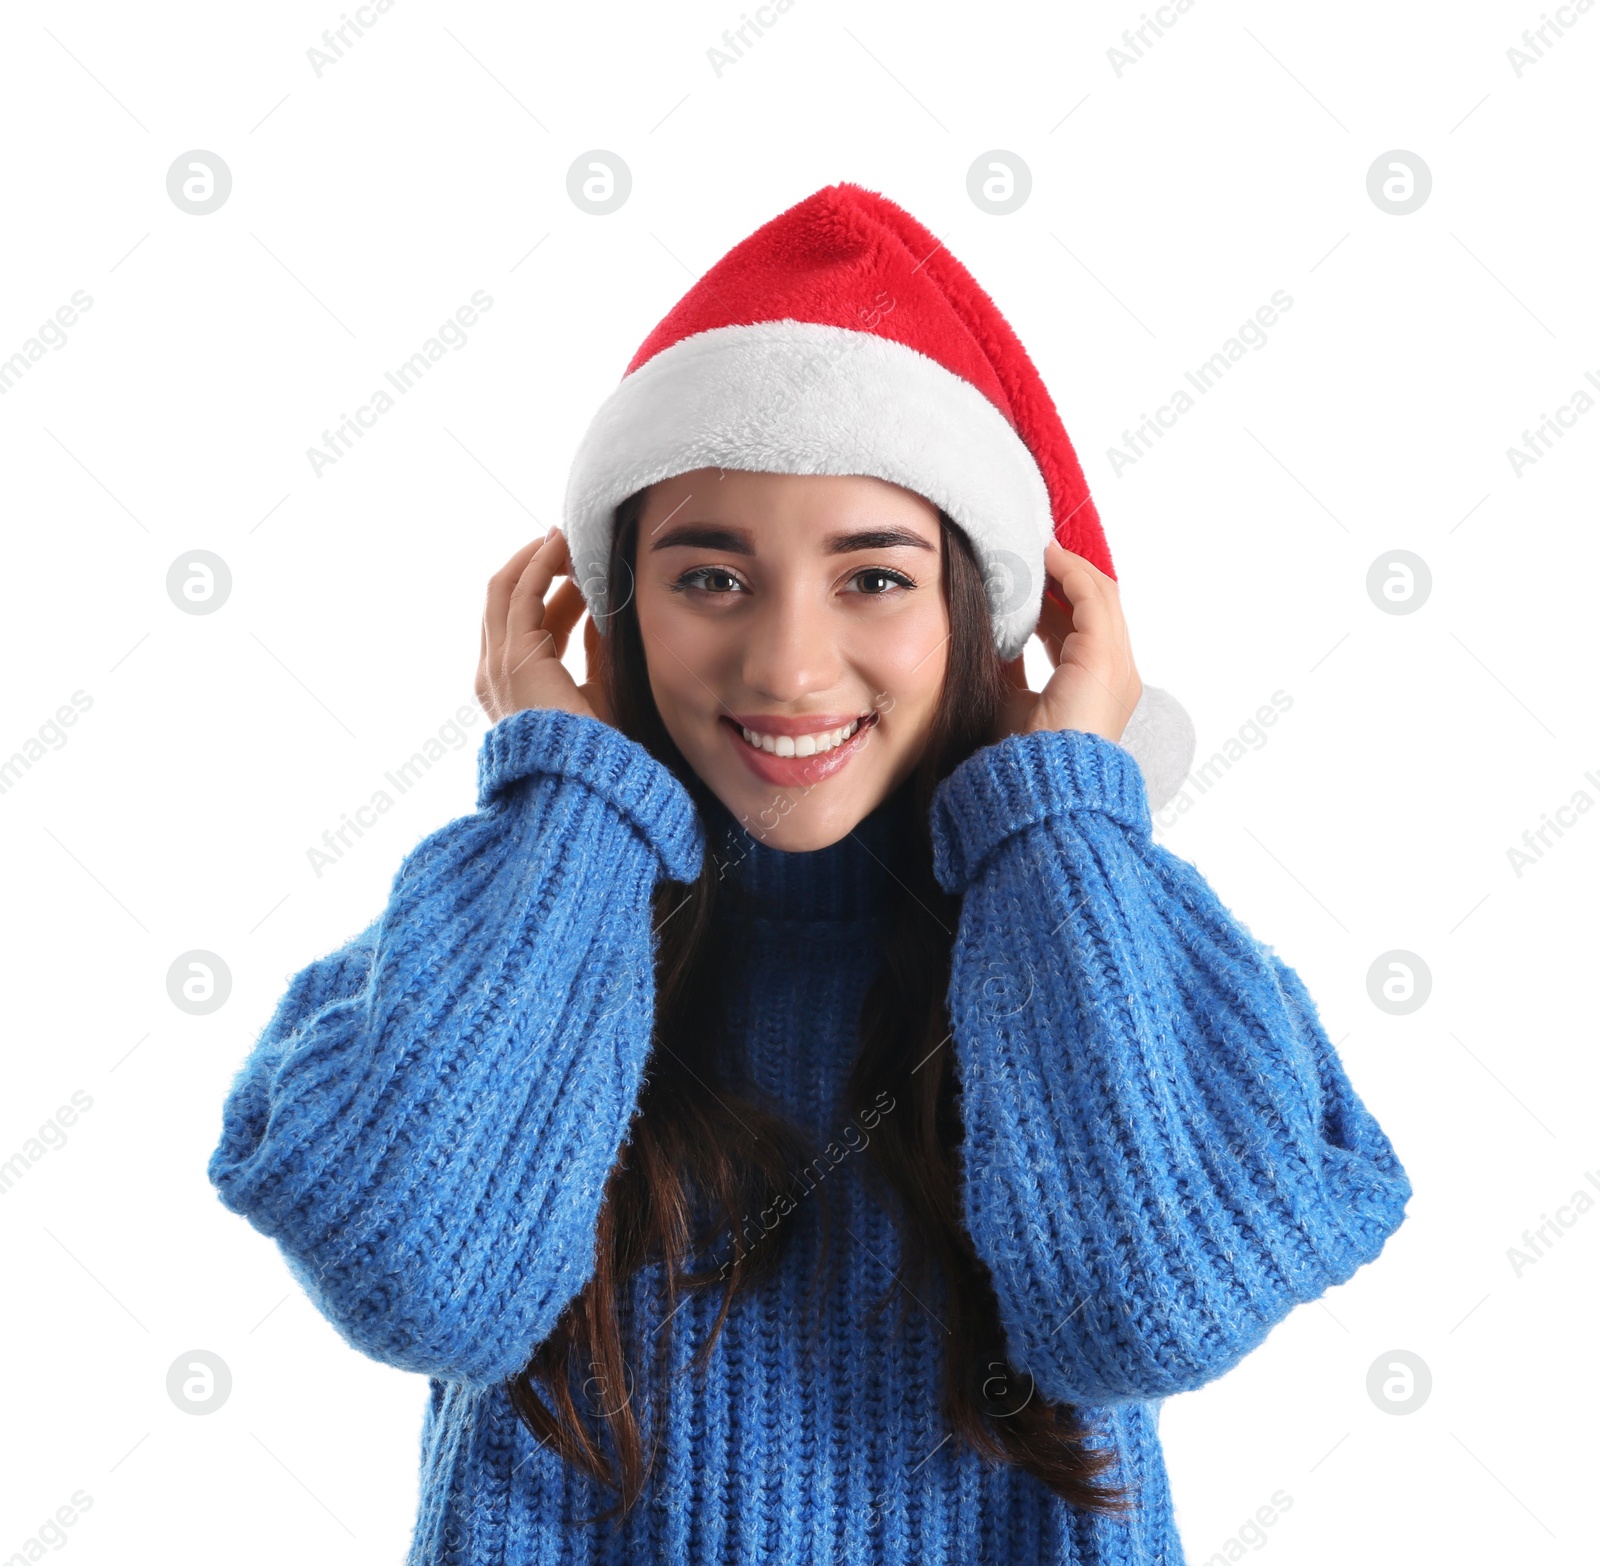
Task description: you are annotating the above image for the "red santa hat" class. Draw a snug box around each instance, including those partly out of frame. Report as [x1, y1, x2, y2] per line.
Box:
[562, 180, 1195, 809]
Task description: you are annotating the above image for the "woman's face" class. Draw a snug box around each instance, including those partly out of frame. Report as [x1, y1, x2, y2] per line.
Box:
[632, 468, 951, 852]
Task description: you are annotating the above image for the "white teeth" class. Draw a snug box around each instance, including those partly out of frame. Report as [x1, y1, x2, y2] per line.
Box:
[739, 716, 864, 757]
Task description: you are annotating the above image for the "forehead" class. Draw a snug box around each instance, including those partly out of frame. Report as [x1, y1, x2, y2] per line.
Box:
[640, 469, 943, 556]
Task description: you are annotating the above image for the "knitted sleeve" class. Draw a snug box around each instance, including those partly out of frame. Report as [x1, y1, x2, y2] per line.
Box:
[928, 726, 1412, 1407]
[206, 706, 704, 1388]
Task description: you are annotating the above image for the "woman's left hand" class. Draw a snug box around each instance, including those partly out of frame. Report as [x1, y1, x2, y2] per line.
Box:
[994, 539, 1143, 745]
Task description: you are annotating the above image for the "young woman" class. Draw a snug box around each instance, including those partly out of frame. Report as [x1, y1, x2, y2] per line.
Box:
[208, 184, 1411, 1565]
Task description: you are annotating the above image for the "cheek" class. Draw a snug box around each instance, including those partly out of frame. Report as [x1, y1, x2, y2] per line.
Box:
[857, 600, 949, 710]
[637, 587, 724, 715]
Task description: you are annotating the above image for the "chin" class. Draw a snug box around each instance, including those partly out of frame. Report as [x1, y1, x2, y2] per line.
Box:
[678, 709, 899, 846]
[744, 803, 862, 854]
[705, 767, 876, 851]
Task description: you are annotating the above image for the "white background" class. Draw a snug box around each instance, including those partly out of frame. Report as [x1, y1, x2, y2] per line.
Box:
[1, 1, 1595, 1562]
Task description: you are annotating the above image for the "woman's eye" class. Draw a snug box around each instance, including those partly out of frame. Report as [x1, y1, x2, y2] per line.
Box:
[675, 567, 746, 595]
[671, 566, 915, 598]
[849, 568, 915, 596]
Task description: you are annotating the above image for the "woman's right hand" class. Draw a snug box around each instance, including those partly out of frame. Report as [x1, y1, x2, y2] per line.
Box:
[476, 527, 612, 727]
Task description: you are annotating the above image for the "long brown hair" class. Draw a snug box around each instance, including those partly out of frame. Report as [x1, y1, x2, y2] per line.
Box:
[505, 488, 1134, 1527]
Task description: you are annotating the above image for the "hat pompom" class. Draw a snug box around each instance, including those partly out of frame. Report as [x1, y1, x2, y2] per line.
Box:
[1120, 685, 1197, 816]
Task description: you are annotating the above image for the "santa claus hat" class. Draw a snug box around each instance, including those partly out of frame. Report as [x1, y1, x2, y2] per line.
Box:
[562, 180, 1195, 811]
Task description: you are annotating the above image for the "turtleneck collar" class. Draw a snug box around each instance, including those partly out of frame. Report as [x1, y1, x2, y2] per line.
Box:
[700, 779, 921, 924]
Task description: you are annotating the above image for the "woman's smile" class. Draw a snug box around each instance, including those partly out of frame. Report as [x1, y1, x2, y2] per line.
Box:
[720, 710, 880, 786]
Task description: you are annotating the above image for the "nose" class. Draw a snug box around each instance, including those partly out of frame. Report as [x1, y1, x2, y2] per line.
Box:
[741, 586, 843, 704]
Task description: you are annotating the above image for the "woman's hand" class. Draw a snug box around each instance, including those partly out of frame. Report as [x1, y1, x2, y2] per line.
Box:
[993, 539, 1142, 745]
[476, 527, 613, 727]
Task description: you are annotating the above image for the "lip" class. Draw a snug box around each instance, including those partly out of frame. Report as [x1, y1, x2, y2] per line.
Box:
[726, 711, 871, 737]
[721, 711, 879, 786]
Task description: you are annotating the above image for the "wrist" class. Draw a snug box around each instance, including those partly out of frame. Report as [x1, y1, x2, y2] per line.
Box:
[1021, 712, 1125, 746]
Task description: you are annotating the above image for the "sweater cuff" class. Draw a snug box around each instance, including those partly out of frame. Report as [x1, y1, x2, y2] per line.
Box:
[929, 727, 1152, 896]
[476, 706, 705, 884]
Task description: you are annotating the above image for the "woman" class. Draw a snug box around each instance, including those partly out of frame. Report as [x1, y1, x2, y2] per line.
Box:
[208, 184, 1411, 1564]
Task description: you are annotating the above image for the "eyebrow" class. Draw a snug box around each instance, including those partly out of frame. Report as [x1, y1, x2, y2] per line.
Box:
[647, 522, 938, 556]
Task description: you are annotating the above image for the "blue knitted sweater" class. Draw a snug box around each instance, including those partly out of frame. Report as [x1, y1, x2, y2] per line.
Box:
[208, 707, 1411, 1565]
